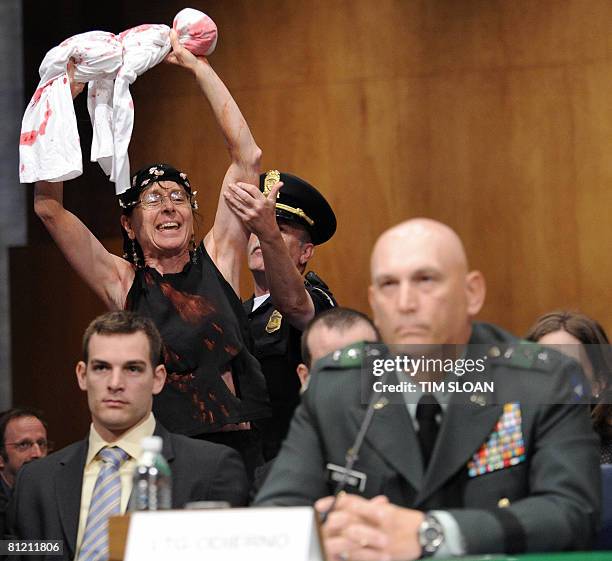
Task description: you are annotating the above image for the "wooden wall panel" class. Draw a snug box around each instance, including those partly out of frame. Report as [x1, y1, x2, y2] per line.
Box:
[13, 0, 612, 443]
[10, 240, 120, 447]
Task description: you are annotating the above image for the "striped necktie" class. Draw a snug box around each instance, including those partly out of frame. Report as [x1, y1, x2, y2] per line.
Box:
[78, 446, 129, 561]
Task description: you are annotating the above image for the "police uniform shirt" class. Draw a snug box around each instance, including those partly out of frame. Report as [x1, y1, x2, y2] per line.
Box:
[244, 278, 336, 455]
[245, 280, 335, 413]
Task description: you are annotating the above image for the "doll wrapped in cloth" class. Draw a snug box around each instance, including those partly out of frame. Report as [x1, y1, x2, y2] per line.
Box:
[19, 7, 217, 194]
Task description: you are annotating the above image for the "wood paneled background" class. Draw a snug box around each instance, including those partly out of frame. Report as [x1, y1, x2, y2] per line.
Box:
[12, 0, 612, 446]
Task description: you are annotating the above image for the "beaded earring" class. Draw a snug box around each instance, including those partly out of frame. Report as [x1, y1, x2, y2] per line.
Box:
[190, 235, 198, 265]
[131, 239, 140, 267]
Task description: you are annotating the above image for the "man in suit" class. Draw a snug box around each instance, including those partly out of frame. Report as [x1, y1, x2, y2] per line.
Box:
[0, 408, 48, 538]
[255, 218, 600, 560]
[8, 311, 248, 560]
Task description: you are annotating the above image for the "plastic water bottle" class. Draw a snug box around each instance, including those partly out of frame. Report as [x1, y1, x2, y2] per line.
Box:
[130, 436, 172, 510]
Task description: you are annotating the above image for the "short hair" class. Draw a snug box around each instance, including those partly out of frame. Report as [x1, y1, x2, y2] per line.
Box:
[301, 307, 380, 368]
[82, 311, 163, 367]
[0, 407, 47, 461]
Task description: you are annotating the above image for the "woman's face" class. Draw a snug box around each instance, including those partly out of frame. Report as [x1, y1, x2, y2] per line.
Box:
[122, 181, 194, 258]
[538, 329, 599, 394]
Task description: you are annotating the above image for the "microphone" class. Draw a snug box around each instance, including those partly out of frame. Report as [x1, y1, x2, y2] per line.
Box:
[319, 365, 392, 523]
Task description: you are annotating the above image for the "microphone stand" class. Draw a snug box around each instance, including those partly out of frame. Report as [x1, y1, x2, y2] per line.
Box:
[319, 368, 392, 523]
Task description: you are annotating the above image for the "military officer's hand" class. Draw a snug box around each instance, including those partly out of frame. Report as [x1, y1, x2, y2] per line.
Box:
[316, 494, 424, 561]
[224, 180, 282, 239]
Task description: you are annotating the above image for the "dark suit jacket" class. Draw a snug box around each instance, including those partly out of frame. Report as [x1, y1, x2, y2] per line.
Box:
[255, 322, 601, 555]
[8, 423, 248, 560]
[0, 476, 10, 540]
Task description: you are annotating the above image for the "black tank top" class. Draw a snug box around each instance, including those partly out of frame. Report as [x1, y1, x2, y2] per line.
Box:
[126, 242, 271, 435]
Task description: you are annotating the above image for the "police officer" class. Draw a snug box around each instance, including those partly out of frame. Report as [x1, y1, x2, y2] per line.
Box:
[225, 170, 337, 460]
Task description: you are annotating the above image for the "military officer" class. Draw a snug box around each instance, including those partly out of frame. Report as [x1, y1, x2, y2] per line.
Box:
[225, 171, 337, 460]
[255, 218, 600, 560]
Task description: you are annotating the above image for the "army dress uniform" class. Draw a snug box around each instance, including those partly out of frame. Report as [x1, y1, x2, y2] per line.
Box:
[245, 171, 337, 461]
[255, 322, 601, 555]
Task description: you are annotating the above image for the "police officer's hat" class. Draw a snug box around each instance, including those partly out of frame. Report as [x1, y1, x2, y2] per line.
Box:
[259, 170, 336, 245]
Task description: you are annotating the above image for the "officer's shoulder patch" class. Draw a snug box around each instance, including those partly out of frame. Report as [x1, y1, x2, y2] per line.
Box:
[486, 340, 556, 372]
[315, 341, 367, 371]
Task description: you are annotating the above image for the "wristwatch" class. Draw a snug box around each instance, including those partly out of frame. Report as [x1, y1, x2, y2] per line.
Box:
[418, 513, 445, 558]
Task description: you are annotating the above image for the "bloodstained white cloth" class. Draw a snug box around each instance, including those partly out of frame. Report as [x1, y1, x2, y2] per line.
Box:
[19, 8, 217, 194]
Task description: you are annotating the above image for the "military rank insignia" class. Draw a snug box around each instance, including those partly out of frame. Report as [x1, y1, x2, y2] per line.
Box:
[467, 402, 526, 477]
[265, 309, 282, 333]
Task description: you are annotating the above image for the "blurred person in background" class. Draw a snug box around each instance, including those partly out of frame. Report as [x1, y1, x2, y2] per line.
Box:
[296, 307, 380, 387]
[526, 310, 612, 462]
[0, 408, 48, 536]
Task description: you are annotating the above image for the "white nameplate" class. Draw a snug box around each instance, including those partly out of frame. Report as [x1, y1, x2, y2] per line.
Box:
[124, 507, 325, 561]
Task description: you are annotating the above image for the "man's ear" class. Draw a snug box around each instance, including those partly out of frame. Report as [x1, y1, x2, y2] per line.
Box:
[152, 365, 167, 395]
[367, 284, 382, 330]
[300, 243, 314, 266]
[296, 363, 310, 387]
[120, 214, 135, 240]
[76, 361, 88, 391]
[0, 454, 5, 470]
[465, 270, 486, 317]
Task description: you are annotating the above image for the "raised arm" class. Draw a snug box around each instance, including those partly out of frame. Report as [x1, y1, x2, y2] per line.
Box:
[34, 180, 134, 310]
[166, 31, 261, 294]
[224, 180, 315, 330]
[33, 62, 133, 309]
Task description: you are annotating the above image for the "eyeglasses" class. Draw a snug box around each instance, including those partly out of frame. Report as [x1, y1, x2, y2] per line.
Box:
[5, 439, 53, 453]
[137, 189, 192, 209]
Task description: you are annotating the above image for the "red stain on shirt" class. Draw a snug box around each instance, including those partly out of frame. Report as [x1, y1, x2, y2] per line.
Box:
[163, 346, 181, 364]
[224, 344, 238, 357]
[31, 77, 58, 106]
[159, 281, 215, 324]
[188, 19, 209, 36]
[119, 24, 156, 40]
[20, 130, 37, 146]
[38, 101, 53, 136]
[20, 101, 53, 145]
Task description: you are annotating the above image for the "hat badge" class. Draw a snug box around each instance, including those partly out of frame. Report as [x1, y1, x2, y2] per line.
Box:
[263, 169, 281, 197]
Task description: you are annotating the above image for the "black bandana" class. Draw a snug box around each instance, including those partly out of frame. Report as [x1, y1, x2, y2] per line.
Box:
[118, 163, 193, 211]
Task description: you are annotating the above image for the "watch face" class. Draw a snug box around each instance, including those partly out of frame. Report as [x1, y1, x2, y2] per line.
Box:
[419, 515, 445, 556]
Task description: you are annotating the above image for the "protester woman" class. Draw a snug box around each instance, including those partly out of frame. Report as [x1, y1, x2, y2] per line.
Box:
[33, 31, 270, 474]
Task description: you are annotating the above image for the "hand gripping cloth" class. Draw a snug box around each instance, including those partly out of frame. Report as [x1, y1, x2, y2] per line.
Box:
[19, 8, 217, 194]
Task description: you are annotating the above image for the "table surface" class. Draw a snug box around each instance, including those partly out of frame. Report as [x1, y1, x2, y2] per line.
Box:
[440, 554, 612, 561]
